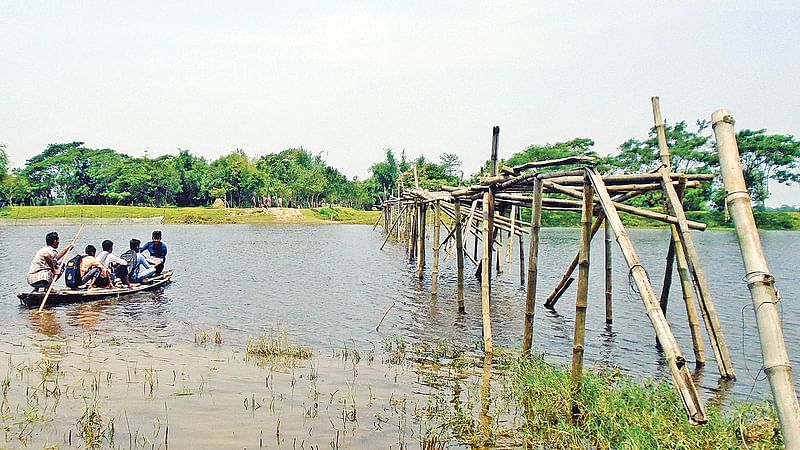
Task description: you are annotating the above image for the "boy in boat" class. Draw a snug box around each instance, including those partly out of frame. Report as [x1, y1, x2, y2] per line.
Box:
[26, 231, 74, 290]
[96, 239, 132, 288]
[140, 230, 167, 275]
[80, 245, 112, 289]
[121, 239, 157, 283]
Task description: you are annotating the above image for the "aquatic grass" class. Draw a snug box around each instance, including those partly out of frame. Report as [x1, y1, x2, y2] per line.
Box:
[507, 354, 782, 449]
[246, 331, 311, 361]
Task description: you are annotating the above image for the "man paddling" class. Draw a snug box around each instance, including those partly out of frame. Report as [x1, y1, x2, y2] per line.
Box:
[26, 231, 73, 290]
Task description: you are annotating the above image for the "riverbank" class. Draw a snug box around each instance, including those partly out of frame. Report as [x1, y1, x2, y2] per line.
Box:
[2, 205, 798, 230]
[0, 205, 380, 225]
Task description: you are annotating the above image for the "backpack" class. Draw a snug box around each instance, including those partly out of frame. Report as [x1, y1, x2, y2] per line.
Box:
[64, 254, 84, 288]
[120, 250, 137, 275]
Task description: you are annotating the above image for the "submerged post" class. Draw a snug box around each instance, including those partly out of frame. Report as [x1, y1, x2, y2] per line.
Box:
[523, 176, 543, 353]
[571, 172, 592, 386]
[432, 200, 441, 296]
[455, 201, 465, 313]
[604, 221, 613, 324]
[481, 191, 494, 355]
[712, 108, 800, 446]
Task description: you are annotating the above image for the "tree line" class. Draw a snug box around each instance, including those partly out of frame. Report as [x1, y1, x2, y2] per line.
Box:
[0, 119, 797, 211]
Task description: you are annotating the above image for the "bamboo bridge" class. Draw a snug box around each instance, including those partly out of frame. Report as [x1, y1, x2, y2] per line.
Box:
[376, 98, 800, 440]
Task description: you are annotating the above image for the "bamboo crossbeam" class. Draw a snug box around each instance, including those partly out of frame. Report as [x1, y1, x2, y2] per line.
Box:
[510, 156, 597, 175]
[542, 181, 708, 231]
[587, 167, 706, 424]
[544, 172, 714, 186]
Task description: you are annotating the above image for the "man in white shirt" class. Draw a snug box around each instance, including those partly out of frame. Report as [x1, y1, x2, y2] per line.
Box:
[96, 239, 132, 288]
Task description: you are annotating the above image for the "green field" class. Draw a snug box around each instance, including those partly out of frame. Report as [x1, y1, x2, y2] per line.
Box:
[0, 205, 381, 225]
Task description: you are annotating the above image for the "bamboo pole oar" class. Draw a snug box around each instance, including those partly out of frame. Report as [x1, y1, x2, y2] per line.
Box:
[375, 302, 395, 331]
[37, 224, 85, 312]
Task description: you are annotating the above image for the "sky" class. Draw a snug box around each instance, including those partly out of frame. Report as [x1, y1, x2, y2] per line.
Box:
[1, 1, 798, 206]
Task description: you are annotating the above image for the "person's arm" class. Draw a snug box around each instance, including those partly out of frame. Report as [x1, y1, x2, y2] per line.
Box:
[107, 254, 127, 267]
[89, 258, 110, 277]
[162, 243, 167, 259]
[55, 244, 73, 262]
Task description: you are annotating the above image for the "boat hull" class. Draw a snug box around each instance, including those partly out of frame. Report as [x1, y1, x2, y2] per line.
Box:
[17, 270, 174, 308]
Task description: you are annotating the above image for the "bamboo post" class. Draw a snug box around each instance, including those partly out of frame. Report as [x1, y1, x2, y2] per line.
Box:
[712, 108, 800, 446]
[604, 220, 613, 324]
[670, 211, 706, 365]
[481, 191, 494, 355]
[518, 207, 525, 286]
[587, 167, 706, 424]
[506, 205, 516, 269]
[432, 201, 441, 296]
[659, 168, 735, 379]
[571, 173, 592, 386]
[455, 201, 465, 313]
[417, 202, 427, 279]
[659, 240, 676, 318]
[523, 177, 543, 354]
[408, 202, 418, 263]
[379, 205, 405, 250]
[652, 96, 671, 168]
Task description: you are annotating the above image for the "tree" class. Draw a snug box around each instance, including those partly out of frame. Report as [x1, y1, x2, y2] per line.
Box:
[731, 129, 800, 207]
[440, 153, 462, 179]
[0, 144, 7, 180]
[369, 149, 399, 194]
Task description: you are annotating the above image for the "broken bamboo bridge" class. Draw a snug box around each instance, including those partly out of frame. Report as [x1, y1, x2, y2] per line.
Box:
[375, 98, 800, 438]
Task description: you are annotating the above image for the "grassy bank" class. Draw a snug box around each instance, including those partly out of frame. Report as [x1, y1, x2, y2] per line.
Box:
[392, 340, 783, 449]
[0, 205, 381, 225]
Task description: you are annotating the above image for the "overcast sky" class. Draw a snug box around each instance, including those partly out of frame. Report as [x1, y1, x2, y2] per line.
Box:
[1, 1, 798, 205]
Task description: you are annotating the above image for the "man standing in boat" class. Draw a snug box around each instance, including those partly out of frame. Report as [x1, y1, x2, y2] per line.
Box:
[26, 231, 73, 290]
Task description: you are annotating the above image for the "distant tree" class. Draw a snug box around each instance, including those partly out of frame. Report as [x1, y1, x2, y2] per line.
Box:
[440, 153, 462, 179]
[729, 129, 800, 207]
[369, 149, 399, 196]
[0, 144, 7, 180]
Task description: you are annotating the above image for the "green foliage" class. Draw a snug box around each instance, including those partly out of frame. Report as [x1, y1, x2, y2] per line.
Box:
[727, 129, 800, 207]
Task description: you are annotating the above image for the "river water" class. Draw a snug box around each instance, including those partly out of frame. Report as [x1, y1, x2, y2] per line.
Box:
[0, 224, 798, 413]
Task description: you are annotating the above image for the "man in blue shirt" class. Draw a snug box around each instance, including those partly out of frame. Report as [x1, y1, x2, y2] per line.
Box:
[140, 230, 167, 275]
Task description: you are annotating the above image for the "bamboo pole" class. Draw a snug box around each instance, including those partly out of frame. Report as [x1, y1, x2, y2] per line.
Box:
[379, 205, 406, 250]
[408, 202, 418, 263]
[659, 168, 735, 379]
[587, 167, 706, 424]
[455, 201, 465, 313]
[518, 207, 525, 286]
[523, 177, 543, 354]
[571, 173, 593, 387]
[417, 203, 427, 279]
[506, 205, 516, 270]
[432, 201, 441, 296]
[670, 209, 706, 365]
[652, 96, 671, 168]
[481, 191, 494, 355]
[604, 221, 613, 324]
[544, 215, 605, 308]
[712, 108, 800, 446]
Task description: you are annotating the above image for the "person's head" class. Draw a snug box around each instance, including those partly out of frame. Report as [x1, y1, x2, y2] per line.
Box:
[46, 231, 59, 248]
[151, 230, 162, 242]
[130, 239, 141, 251]
[85, 245, 96, 256]
[102, 239, 113, 252]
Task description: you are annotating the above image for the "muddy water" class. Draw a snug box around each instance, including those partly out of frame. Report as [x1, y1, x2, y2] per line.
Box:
[0, 224, 799, 446]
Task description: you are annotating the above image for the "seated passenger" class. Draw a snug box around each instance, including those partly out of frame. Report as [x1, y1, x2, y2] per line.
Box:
[80, 245, 112, 289]
[96, 239, 132, 288]
[120, 239, 156, 283]
[140, 230, 167, 275]
[27, 231, 74, 290]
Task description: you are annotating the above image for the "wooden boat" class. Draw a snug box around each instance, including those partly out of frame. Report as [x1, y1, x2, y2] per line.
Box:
[17, 270, 174, 308]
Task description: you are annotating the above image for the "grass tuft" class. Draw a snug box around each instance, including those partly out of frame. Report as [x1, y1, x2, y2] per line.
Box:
[246, 331, 311, 361]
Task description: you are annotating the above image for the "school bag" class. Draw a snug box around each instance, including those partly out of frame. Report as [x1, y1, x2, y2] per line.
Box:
[120, 250, 137, 275]
[64, 254, 84, 288]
